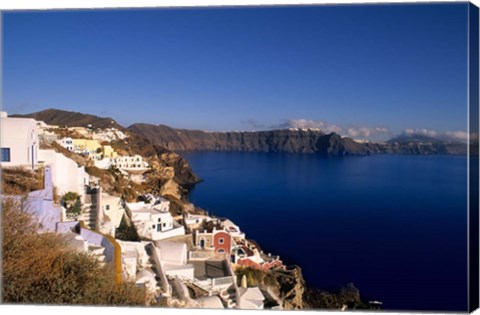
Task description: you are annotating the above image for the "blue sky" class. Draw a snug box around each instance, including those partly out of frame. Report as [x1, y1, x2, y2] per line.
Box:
[2, 3, 470, 140]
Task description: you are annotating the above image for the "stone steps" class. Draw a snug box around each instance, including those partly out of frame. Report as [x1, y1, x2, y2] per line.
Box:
[78, 203, 97, 229]
[87, 243, 106, 264]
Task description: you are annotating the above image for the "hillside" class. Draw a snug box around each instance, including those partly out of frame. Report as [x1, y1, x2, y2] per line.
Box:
[12, 108, 124, 130]
[13, 109, 201, 196]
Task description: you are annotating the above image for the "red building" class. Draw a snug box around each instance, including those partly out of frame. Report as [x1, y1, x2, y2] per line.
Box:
[213, 230, 232, 255]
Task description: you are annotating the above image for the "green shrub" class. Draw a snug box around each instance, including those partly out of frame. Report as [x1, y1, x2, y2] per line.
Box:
[61, 192, 82, 220]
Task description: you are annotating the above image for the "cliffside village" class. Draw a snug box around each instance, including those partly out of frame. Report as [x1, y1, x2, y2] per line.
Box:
[0, 112, 286, 309]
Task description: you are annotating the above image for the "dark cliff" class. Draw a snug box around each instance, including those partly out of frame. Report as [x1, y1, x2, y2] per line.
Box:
[128, 123, 376, 155]
[128, 123, 468, 155]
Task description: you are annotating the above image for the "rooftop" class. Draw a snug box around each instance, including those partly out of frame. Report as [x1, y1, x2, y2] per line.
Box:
[189, 259, 231, 281]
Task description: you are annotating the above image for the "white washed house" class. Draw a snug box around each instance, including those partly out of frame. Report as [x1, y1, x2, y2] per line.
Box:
[237, 287, 265, 310]
[156, 241, 195, 281]
[0, 112, 39, 170]
[99, 193, 125, 228]
[24, 166, 64, 232]
[37, 149, 89, 197]
[126, 198, 185, 241]
[113, 155, 149, 170]
[57, 137, 74, 151]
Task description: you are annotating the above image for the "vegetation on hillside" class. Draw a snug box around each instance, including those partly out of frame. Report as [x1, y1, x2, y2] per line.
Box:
[61, 191, 82, 220]
[1, 199, 148, 305]
[304, 283, 372, 310]
[234, 266, 279, 288]
[1, 167, 44, 195]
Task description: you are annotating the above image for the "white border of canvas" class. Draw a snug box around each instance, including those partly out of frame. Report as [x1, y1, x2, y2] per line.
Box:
[0, 1, 478, 315]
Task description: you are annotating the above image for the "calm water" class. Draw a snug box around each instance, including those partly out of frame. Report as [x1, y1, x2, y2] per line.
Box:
[182, 152, 468, 311]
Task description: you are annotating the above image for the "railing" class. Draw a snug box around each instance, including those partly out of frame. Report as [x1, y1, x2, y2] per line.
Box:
[213, 276, 234, 286]
[188, 251, 212, 260]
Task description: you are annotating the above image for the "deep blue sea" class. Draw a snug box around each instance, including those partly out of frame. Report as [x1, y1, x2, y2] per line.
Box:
[182, 152, 468, 311]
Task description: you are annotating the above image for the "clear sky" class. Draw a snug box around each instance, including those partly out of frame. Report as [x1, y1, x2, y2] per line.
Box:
[2, 3, 470, 140]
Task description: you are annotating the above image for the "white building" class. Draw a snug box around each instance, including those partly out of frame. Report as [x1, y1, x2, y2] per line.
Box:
[117, 240, 151, 281]
[194, 296, 225, 309]
[99, 193, 125, 228]
[57, 137, 74, 151]
[135, 270, 157, 293]
[37, 149, 89, 197]
[22, 166, 64, 232]
[126, 197, 185, 241]
[95, 154, 150, 171]
[113, 155, 149, 170]
[156, 241, 194, 281]
[222, 219, 246, 239]
[92, 128, 128, 142]
[0, 112, 39, 170]
[36, 121, 59, 144]
[184, 213, 210, 231]
[237, 287, 265, 310]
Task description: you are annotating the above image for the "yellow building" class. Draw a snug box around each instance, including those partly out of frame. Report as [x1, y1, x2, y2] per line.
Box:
[72, 139, 102, 159]
[102, 145, 117, 159]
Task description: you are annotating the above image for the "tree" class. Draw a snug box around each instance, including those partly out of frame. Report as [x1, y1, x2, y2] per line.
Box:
[61, 192, 82, 220]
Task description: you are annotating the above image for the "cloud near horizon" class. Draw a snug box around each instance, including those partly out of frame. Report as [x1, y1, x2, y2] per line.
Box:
[401, 128, 477, 142]
[241, 118, 476, 143]
[346, 126, 390, 138]
[242, 118, 391, 140]
[281, 119, 343, 133]
[403, 128, 438, 138]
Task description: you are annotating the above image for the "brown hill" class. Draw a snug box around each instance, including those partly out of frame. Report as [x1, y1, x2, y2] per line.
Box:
[12, 108, 124, 130]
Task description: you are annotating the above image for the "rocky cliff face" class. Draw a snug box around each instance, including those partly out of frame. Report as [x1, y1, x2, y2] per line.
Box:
[128, 123, 331, 153]
[274, 266, 307, 310]
[128, 123, 376, 155]
[128, 123, 468, 156]
[109, 134, 201, 198]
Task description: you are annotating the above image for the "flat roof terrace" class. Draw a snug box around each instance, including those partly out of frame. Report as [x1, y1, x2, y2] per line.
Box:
[189, 259, 231, 281]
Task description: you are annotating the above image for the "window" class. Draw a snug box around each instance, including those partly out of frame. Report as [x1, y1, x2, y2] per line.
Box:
[217, 249, 225, 253]
[105, 205, 110, 211]
[158, 218, 161, 222]
[219, 238, 224, 244]
[1, 148, 10, 162]
[152, 224, 155, 229]
[157, 224, 162, 232]
[162, 223, 166, 227]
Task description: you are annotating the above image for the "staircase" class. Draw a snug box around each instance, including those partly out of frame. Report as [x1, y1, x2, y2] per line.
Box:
[220, 285, 237, 308]
[78, 190, 98, 230]
[87, 243, 107, 266]
[88, 244, 107, 265]
[78, 203, 97, 230]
